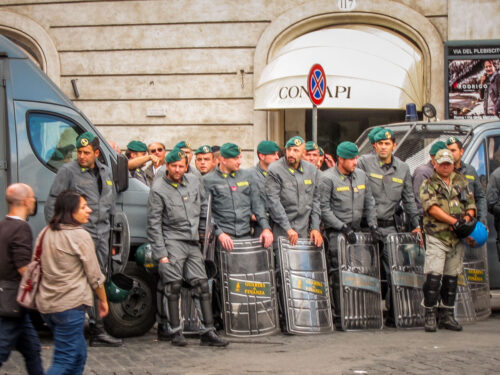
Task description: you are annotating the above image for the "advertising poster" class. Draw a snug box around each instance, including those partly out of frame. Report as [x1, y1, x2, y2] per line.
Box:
[445, 41, 500, 119]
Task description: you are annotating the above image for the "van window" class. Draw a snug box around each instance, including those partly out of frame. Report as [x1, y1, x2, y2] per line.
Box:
[470, 141, 487, 193]
[28, 112, 80, 172]
[488, 136, 500, 176]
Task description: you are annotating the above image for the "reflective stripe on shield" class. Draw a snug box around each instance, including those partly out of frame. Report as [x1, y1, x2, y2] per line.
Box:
[333, 232, 383, 331]
[278, 237, 333, 334]
[463, 244, 491, 320]
[220, 238, 279, 337]
[386, 233, 425, 329]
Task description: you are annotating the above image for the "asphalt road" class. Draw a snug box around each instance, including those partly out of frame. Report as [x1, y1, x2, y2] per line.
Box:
[2, 312, 500, 375]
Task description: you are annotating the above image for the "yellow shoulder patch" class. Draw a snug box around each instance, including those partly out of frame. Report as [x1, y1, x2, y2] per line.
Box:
[392, 177, 403, 184]
[465, 175, 475, 181]
[237, 181, 249, 187]
[304, 179, 313, 185]
[336, 186, 350, 192]
[106, 180, 113, 186]
[370, 173, 383, 179]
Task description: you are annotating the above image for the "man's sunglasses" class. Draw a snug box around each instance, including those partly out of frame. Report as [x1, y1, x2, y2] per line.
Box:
[150, 148, 164, 153]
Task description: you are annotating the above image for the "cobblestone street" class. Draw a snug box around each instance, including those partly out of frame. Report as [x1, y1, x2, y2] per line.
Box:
[2, 312, 500, 375]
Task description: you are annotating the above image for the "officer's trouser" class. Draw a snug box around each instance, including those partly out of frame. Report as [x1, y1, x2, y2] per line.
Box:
[326, 231, 341, 324]
[378, 225, 397, 320]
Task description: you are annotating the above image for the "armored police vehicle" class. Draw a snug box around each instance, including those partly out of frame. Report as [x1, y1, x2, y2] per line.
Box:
[0, 35, 155, 337]
[356, 116, 500, 310]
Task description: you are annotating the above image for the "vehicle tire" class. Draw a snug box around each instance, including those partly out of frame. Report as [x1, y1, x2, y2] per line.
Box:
[103, 262, 157, 338]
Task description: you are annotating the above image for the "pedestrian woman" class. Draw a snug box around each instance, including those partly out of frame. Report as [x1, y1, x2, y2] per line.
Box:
[35, 190, 108, 374]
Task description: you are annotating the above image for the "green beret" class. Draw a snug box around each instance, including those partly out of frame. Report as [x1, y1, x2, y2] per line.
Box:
[305, 141, 319, 151]
[127, 140, 147, 152]
[220, 143, 241, 158]
[195, 145, 213, 155]
[336, 141, 359, 159]
[285, 136, 305, 148]
[373, 128, 394, 143]
[429, 141, 447, 156]
[257, 141, 279, 155]
[165, 148, 186, 163]
[319, 147, 325, 156]
[175, 141, 191, 149]
[76, 132, 95, 148]
[368, 127, 384, 143]
[446, 136, 460, 146]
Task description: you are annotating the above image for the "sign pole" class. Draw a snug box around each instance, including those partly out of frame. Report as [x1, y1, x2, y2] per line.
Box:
[312, 104, 318, 143]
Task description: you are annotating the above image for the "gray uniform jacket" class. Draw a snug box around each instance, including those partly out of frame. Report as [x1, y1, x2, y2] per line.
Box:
[412, 161, 434, 216]
[147, 173, 207, 261]
[130, 167, 150, 187]
[265, 157, 321, 237]
[249, 162, 268, 209]
[458, 162, 487, 225]
[45, 160, 115, 270]
[320, 166, 377, 231]
[357, 153, 420, 229]
[203, 167, 269, 237]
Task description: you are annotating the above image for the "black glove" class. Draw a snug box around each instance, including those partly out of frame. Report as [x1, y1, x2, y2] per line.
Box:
[341, 225, 357, 244]
[370, 226, 384, 243]
[452, 217, 477, 239]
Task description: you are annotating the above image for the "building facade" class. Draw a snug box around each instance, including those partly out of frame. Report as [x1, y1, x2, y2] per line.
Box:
[1, 0, 499, 165]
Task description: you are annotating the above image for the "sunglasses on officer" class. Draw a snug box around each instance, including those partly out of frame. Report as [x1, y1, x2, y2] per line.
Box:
[149, 147, 164, 153]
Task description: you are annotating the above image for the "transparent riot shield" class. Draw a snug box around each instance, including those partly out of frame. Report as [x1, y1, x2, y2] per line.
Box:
[278, 237, 333, 334]
[219, 238, 279, 337]
[386, 233, 425, 328]
[180, 286, 200, 335]
[463, 244, 491, 320]
[335, 232, 383, 331]
[454, 269, 476, 324]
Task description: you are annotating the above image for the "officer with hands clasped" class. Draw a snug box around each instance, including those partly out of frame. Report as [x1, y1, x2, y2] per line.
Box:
[320, 141, 379, 324]
[147, 148, 228, 347]
[419, 148, 477, 332]
[45, 132, 122, 347]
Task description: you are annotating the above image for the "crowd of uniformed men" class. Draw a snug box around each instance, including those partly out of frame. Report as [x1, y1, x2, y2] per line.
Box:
[45, 125, 491, 348]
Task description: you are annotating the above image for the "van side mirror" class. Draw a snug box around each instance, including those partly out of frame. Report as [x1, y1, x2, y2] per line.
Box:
[114, 153, 129, 193]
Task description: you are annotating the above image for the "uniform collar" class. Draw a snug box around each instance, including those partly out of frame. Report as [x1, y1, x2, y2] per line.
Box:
[256, 162, 267, 176]
[335, 166, 352, 180]
[216, 166, 237, 179]
[284, 158, 304, 174]
[165, 175, 186, 188]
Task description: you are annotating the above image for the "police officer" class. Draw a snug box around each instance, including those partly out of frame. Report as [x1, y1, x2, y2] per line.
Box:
[45, 132, 121, 347]
[203, 143, 273, 250]
[265, 136, 323, 247]
[320, 142, 378, 325]
[412, 140, 448, 216]
[126, 140, 153, 186]
[357, 128, 422, 326]
[486, 165, 500, 260]
[446, 137, 487, 225]
[147, 148, 228, 347]
[419, 149, 476, 332]
[367, 126, 384, 150]
[194, 145, 215, 175]
[304, 141, 321, 169]
[175, 140, 201, 177]
[249, 141, 280, 237]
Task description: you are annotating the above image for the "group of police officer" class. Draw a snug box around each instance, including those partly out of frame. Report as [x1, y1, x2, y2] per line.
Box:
[44, 126, 488, 348]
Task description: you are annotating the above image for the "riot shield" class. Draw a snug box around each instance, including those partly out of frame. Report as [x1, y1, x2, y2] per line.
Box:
[278, 237, 333, 335]
[219, 238, 279, 337]
[334, 232, 383, 331]
[454, 269, 476, 324]
[180, 285, 201, 336]
[386, 233, 425, 328]
[463, 244, 491, 320]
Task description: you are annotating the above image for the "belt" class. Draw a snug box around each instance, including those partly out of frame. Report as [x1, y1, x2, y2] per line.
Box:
[377, 219, 395, 228]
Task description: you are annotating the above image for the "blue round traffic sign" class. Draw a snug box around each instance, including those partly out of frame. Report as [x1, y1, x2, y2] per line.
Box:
[308, 64, 327, 106]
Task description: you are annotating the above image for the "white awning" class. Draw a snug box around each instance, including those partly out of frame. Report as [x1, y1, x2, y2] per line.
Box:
[254, 25, 424, 110]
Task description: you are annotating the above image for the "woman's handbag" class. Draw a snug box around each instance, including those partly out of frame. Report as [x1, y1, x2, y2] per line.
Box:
[0, 279, 22, 317]
[16, 227, 48, 309]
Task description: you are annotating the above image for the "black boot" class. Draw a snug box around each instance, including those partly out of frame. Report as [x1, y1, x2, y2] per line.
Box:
[422, 273, 441, 333]
[171, 332, 187, 347]
[424, 306, 437, 332]
[157, 323, 171, 341]
[166, 281, 184, 346]
[438, 275, 462, 331]
[89, 323, 123, 347]
[200, 331, 229, 347]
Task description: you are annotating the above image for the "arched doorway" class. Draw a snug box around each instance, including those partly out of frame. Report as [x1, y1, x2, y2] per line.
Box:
[253, 0, 444, 151]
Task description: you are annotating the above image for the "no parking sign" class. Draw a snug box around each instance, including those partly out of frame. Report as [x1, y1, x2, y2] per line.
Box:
[308, 64, 327, 106]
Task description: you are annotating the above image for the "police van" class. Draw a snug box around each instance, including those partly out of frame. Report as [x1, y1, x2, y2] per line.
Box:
[0, 35, 156, 337]
[356, 114, 500, 310]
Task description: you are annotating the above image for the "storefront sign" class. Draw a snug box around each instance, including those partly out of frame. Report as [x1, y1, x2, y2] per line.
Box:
[445, 40, 500, 119]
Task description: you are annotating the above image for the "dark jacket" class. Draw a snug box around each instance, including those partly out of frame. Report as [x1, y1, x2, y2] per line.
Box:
[0, 217, 33, 283]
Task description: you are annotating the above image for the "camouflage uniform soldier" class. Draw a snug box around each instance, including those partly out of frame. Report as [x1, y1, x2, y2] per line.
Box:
[446, 137, 487, 225]
[419, 149, 477, 332]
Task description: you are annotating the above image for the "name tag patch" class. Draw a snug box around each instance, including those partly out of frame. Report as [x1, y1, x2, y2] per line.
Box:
[465, 175, 475, 181]
[237, 181, 249, 187]
[336, 186, 350, 192]
[392, 177, 403, 184]
[370, 173, 383, 179]
[304, 179, 312, 185]
[357, 184, 366, 190]
[106, 180, 113, 186]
